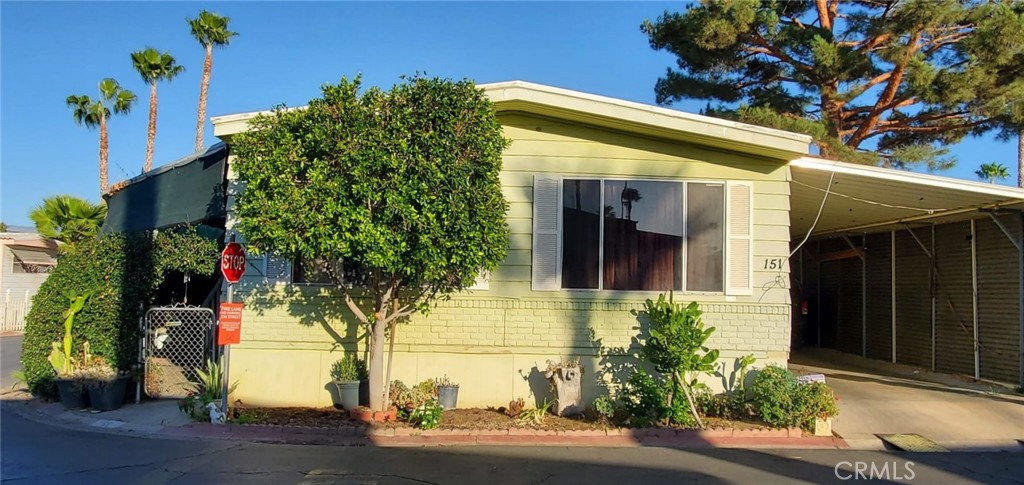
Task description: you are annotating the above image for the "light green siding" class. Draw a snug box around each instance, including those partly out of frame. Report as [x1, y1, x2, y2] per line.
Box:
[226, 111, 795, 407]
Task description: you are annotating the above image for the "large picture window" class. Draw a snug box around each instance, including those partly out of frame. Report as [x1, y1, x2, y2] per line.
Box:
[560, 179, 725, 292]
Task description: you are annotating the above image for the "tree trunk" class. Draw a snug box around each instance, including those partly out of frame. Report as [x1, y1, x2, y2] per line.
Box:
[144, 82, 157, 172]
[383, 300, 399, 412]
[672, 370, 704, 429]
[1018, 130, 1023, 188]
[368, 317, 387, 411]
[195, 43, 213, 153]
[98, 113, 108, 195]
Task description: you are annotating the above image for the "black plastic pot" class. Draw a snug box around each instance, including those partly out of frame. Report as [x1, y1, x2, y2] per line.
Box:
[437, 385, 459, 409]
[87, 376, 129, 412]
[359, 379, 369, 407]
[54, 379, 89, 410]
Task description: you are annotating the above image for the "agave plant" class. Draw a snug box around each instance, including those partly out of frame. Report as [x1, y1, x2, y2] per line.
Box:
[194, 357, 238, 401]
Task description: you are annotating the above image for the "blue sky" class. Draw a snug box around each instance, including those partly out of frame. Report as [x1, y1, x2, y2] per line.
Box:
[1, 1, 1017, 227]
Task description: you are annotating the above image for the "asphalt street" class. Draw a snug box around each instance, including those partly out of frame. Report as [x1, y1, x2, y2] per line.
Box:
[2, 408, 1023, 485]
[1, 335, 23, 391]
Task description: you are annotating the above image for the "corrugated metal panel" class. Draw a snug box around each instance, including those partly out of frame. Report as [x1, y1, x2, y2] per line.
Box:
[896, 230, 931, 368]
[837, 252, 864, 355]
[933, 222, 975, 376]
[820, 260, 841, 350]
[976, 216, 1022, 384]
[865, 233, 892, 361]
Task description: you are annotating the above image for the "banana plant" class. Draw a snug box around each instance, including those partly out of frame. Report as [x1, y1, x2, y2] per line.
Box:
[47, 291, 94, 376]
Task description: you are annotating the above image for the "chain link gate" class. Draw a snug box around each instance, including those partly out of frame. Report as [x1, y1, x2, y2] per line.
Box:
[143, 305, 215, 399]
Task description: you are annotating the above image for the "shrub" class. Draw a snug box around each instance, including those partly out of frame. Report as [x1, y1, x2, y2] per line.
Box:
[752, 365, 800, 427]
[22, 228, 219, 397]
[622, 369, 664, 427]
[592, 395, 615, 421]
[22, 233, 159, 397]
[752, 366, 839, 430]
[408, 398, 444, 429]
[638, 295, 718, 426]
[796, 382, 839, 430]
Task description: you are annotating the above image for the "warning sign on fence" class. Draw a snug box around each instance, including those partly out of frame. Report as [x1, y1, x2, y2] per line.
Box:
[217, 302, 243, 345]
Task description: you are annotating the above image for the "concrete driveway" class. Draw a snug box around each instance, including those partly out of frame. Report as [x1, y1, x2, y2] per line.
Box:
[790, 349, 1024, 451]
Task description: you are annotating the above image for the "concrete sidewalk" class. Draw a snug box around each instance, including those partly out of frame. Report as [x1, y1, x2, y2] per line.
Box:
[790, 349, 1024, 451]
[0, 392, 847, 450]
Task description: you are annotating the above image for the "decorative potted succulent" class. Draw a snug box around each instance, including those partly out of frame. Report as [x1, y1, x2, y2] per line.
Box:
[331, 355, 367, 410]
[435, 375, 459, 410]
[47, 291, 92, 409]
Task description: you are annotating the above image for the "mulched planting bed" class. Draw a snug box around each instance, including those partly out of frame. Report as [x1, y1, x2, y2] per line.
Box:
[234, 406, 779, 433]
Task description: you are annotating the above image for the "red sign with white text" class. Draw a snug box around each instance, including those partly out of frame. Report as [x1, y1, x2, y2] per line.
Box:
[218, 302, 243, 345]
[221, 243, 246, 283]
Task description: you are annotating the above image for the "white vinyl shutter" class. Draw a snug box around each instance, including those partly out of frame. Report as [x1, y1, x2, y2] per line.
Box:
[726, 181, 753, 296]
[532, 175, 562, 291]
[264, 254, 293, 285]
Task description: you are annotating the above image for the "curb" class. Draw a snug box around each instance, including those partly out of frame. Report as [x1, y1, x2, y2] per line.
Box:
[2, 397, 848, 449]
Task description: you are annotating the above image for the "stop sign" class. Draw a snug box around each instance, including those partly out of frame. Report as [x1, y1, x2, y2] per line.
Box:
[221, 242, 246, 283]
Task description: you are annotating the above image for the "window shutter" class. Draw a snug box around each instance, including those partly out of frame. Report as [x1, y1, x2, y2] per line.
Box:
[726, 181, 753, 296]
[264, 254, 293, 285]
[532, 175, 562, 291]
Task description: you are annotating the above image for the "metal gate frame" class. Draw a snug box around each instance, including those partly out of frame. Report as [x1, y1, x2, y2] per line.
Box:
[142, 305, 215, 399]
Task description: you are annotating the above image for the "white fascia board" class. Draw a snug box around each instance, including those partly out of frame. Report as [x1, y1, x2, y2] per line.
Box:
[481, 81, 812, 156]
[213, 81, 814, 156]
[792, 157, 1024, 201]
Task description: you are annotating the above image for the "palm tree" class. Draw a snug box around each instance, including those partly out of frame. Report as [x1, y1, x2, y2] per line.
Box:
[66, 79, 136, 195]
[131, 48, 185, 172]
[188, 10, 237, 153]
[975, 162, 1011, 184]
[29, 196, 107, 245]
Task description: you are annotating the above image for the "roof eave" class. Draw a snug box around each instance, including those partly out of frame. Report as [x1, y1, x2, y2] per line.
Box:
[212, 81, 813, 159]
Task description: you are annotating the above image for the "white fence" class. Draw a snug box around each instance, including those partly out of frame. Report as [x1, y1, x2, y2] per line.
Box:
[1, 290, 32, 333]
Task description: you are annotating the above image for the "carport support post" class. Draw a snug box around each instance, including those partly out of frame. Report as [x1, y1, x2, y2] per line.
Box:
[971, 220, 980, 380]
[931, 225, 936, 372]
[1019, 212, 1023, 388]
[862, 234, 867, 358]
[891, 230, 897, 363]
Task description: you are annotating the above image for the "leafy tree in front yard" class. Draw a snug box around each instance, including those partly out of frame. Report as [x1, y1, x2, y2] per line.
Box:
[230, 76, 510, 411]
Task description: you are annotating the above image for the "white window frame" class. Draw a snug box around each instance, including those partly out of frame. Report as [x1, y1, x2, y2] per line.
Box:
[556, 177, 728, 294]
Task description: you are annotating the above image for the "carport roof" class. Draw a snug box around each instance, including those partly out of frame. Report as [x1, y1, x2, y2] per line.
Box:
[790, 157, 1024, 237]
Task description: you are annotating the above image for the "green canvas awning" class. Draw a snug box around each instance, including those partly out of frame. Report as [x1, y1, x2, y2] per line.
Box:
[102, 144, 228, 234]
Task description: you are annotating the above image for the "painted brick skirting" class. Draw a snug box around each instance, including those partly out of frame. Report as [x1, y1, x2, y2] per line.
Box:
[237, 294, 791, 356]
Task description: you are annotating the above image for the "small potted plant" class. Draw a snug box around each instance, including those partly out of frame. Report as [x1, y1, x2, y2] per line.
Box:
[331, 355, 367, 410]
[47, 292, 93, 409]
[435, 375, 459, 409]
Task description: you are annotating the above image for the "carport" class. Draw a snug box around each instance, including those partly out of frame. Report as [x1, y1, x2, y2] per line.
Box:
[788, 157, 1024, 388]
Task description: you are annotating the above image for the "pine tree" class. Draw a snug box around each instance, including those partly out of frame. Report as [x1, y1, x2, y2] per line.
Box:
[642, 0, 1024, 169]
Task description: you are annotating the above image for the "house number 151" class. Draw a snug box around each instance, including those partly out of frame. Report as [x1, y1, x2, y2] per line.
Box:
[763, 258, 785, 270]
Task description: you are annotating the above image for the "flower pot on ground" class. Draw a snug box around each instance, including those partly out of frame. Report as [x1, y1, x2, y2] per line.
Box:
[435, 376, 459, 409]
[54, 378, 89, 410]
[813, 416, 834, 437]
[87, 375, 130, 411]
[545, 360, 584, 416]
[75, 357, 128, 412]
[330, 355, 367, 410]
